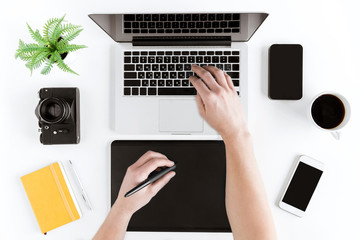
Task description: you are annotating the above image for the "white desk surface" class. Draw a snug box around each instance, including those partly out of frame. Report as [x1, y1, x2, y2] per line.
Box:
[1, 0, 360, 239]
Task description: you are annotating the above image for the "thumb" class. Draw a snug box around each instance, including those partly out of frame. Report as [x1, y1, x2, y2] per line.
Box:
[196, 94, 206, 117]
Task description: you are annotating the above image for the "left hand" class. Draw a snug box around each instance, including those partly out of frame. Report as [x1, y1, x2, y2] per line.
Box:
[115, 151, 176, 216]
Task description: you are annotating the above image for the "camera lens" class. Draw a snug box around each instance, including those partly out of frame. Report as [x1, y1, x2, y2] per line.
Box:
[38, 98, 70, 124]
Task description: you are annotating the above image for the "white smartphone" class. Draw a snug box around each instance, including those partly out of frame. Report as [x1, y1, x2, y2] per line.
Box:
[279, 155, 324, 217]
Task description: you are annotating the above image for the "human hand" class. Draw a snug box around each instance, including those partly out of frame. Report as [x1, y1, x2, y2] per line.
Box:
[190, 65, 248, 141]
[115, 151, 176, 216]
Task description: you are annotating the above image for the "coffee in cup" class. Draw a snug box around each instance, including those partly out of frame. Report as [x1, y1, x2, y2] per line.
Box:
[309, 92, 350, 139]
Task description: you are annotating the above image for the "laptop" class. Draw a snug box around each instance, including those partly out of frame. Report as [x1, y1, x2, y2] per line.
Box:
[89, 13, 268, 135]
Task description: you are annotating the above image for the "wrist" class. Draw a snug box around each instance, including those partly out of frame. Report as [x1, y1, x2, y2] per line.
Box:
[113, 198, 134, 220]
[222, 129, 252, 145]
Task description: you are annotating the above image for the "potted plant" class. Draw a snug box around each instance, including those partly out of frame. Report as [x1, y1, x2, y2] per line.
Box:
[15, 15, 87, 75]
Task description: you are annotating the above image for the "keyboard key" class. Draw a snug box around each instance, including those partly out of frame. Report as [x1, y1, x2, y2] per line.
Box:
[124, 64, 135, 71]
[232, 80, 239, 86]
[124, 88, 131, 95]
[158, 80, 165, 86]
[207, 29, 215, 33]
[196, 56, 203, 63]
[124, 22, 131, 28]
[224, 64, 231, 71]
[192, 14, 200, 21]
[227, 72, 239, 78]
[156, 56, 163, 63]
[224, 51, 231, 55]
[208, 14, 216, 20]
[162, 72, 169, 78]
[233, 64, 240, 70]
[140, 56, 147, 63]
[184, 64, 191, 70]
[136, 14, 143, 21]
[168, 14, 175, 21]
[124, 29, 131, 33]
[182, 29, 189, 33]
[182, 80, 189, 86]
[168, 64, 175, 71]
[144, 14, 151, 21]
[158, 88, 197, 95]
[216, 64, 224, 70]
[160, 14, 167, 21]
[199, 51, 206, 55]
[207, 51, 215, 55]
[148, 56, 155, 63]
[212, 56, 219, 63]
[140, 88, 147, 95]
[200, 14, 207, 21]
[124, 72, 137, 79]
[154, 72, 161, 78]
[152, 14, 159, 21]
[232, 28, 240, 33]
[152, 64, 159, 71]
[180, 56, 187, 63]
[176, 64, 183, 71]
[142, 80, 149, 86]
[216, 14, 224, 20]
[233, 14, 240, 20]
[144, 64, 151, 71]
[166, 80, 173, 86]
[188, 56, 195, 63]
[124, 14, 135, 21]
[174, 80, 181, 86]
[176, 14, 183, 21]
[184, 14, 191, 21]
[132, 57, 139, 63]
[229, 21, 240, 28]
[150, 80, 157, 86]
[220, 56, 227, 63]
[148, 88, 157, 95]
[225, 14, 232, 20]
[136, 64, 143, 71]
[160, 64, 167, 71]
[229, 56, 240, 63]
[156, 22, 163, 28]
[172, 56, 179, 63]
[170, 72, 177, 79]
[137, 72, 145, 79]
[124, 57, 131, 63]
[146, 72, 153, 78]
[124, 52, 131, 55]
[178, 72, 185, 78]
[132, 88, 139, 95]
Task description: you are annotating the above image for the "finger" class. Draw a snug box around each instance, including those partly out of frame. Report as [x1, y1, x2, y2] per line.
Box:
[132, 151, 168, 168]
[189, 76, 210, 98]
[195, 94, 205, 117]
[191, 64, 221, 91]
[148, 171, 176, 197]
[203, 66, 228, 89]
[224, 72, 236, 91]
[138, 158, 175, 179]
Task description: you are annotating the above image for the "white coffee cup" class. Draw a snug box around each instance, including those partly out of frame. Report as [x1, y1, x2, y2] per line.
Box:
[309, 92, 351, 140]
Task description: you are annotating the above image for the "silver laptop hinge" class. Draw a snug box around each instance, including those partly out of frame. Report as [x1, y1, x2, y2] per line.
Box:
[132, 36, 231, 47]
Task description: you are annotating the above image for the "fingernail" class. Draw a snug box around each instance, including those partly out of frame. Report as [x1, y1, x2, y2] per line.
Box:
[192, 64, 197, 67]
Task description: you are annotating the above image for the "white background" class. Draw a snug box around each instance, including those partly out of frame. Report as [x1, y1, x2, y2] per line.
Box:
[1, 0, 360, 239]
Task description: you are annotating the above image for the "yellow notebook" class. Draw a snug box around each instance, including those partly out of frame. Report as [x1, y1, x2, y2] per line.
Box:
[21, 162, 81, 234]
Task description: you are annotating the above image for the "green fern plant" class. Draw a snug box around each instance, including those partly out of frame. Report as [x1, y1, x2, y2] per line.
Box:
[15, 15, 87, 75]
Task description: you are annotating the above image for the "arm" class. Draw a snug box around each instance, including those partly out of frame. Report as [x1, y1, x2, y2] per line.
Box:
[190, 65, 277, 240]
[93, 151, 175, 240]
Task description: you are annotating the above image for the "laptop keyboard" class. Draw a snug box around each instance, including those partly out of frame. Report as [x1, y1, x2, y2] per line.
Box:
[123, 13, 240, 34]
[123, 50, 240, 96]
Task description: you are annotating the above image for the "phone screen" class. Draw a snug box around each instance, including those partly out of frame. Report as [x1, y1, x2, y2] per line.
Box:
[282, 162, 323, 211]
[269, 44, 303, 99]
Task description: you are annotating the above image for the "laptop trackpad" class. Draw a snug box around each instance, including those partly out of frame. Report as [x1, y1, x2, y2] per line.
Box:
[159, 100, 204, 133]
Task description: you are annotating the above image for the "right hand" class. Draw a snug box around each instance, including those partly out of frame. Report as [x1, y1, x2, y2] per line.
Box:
[190, 65, 248, 141]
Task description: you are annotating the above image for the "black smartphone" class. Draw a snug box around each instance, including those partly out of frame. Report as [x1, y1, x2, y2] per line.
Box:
[269, 44, 303, 100]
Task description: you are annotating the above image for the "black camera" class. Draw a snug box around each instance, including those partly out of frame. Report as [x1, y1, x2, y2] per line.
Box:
[35, 88, 80, 145]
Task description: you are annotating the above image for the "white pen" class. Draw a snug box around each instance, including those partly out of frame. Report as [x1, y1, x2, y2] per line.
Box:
[68, 160, 93, 210]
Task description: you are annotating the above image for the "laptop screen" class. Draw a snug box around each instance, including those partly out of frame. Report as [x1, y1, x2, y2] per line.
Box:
[111, 140, 230, 232]
[89, 13, 268, 43]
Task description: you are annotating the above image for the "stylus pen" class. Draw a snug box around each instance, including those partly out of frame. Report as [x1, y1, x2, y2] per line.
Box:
[125, 163, 177, 198]
[68, 160, 93, 210]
